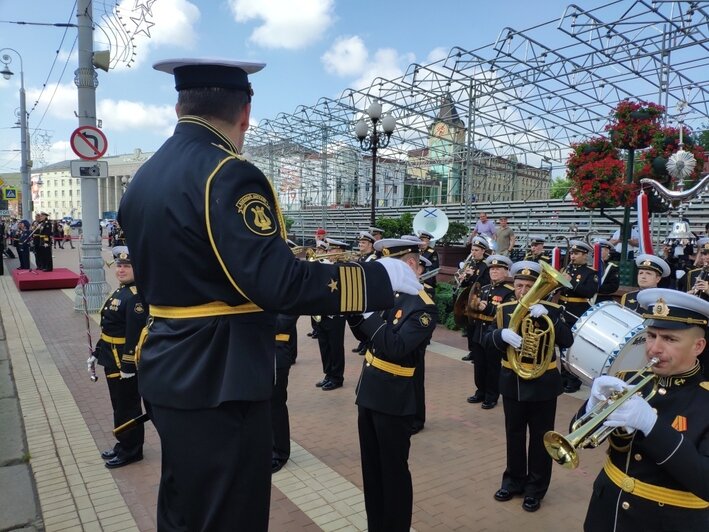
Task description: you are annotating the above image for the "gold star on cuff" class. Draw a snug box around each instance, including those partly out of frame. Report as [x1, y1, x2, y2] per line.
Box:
[328, 279, 339, 292]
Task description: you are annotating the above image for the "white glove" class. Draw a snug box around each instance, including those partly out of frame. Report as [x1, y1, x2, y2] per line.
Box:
[604, 394, 657, 436]
[378, 257, 423, 295]
[676, 270, 686, 280]
[362, 311, 374, 319]
[586, 375, 628, 413]
[120, 371, 136, 379]
[87, 355, 97, 365]
[529, 304, 548, 318]
[501, 328, 522, 349]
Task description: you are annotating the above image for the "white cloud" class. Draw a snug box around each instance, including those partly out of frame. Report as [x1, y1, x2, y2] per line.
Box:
[229, 0, 334, 49]
[351, 48, 415, 91]
[321, 36, 367, 76]
[426, 47, 449, 64]
[97, 99, 175, 134]
[27, 83, 77, 121]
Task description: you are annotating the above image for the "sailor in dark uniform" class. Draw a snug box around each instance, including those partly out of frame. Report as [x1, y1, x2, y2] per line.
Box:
[459, 236, 492, 361]
[417, 230, 440, 291]
[580, 289, 709, 532]
[686, 238, 709, 302]
[94, 246, 147, 469]
[485, 261, 574, 513]
[271, 313, 298, 473]
[348, 237, 437, 532]
[593, 239, 620, 303]
[559, 240, 598, 392]
[466, 254, 515, 408]
[524, 235, 551, 263]
[315, 238, 349, 391]
[369, 226, 384, 241]
[621, 254, 670, 313]
[117, 59, 421, 532]
[352, 232, 378, 354]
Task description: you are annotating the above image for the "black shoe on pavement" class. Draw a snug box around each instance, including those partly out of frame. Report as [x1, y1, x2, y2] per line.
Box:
[272, 458, 287, 473]
[481, 401, 498, 410]
[461, 353, 473, 361]
[494, 489, 515, 502]
[105, 454, 143, 469]
[522, 496, 541, 512]
[321, 381, 342, 391]
[466, 394, 484, 404]
[100, 449, 117, 460]
[563, 384, 581, 393]
[315, 379, 330, 388]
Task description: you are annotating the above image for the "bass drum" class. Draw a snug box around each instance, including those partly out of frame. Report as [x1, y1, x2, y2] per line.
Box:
[564, 301, 647, 385]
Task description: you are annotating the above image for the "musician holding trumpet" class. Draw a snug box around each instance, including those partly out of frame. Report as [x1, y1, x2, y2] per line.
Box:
[686, 238, 709, 302]
[580, 289, 709, 531]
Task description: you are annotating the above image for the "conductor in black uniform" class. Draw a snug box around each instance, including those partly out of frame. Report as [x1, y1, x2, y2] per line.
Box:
[94, 246, 147, 468]
[620, 254, 670, 312]
[37, 212, 53, 271]
[486, 261, 574, 512]
[117, 59, 421, 531]
[580, 289, 709, 531]
[348, 237, 437, 532]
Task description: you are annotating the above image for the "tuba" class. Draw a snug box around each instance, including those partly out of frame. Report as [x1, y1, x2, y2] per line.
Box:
[506, 261, 572, 380]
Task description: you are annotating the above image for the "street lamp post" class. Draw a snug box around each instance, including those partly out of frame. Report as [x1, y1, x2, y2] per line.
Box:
[355, 102, 396, 226]
[1, 48, 31, 217]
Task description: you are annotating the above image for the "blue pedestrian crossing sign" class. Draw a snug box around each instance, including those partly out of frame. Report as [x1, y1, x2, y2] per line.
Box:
[2, 187, 17, 200]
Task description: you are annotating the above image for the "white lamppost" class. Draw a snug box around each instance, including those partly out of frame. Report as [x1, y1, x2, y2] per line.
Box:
[1, 48, 31, 217]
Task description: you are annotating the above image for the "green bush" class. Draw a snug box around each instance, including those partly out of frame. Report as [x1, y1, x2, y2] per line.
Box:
[438, 221, 469, 246]
[375, 213, 414, 238]
[435, 282, 460, 330]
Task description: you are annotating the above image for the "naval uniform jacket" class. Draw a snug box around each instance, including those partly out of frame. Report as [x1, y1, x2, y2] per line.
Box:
[469, 281, 515, 342]
[118, 116, 394, 409]
[524, 252, 551, 263]
[685, 268, 709, 302]
[485, 301, 573, 401]
[595, 261, 620, 303]
[581, 364, 709, 531]
[95, 283, 147, 377]
[420, 246, 439, 287]
[350, 290, 437, 416]
[620, 289, 646, 314]
[460, 259, 490, 289]
[559, 263, 598, 325]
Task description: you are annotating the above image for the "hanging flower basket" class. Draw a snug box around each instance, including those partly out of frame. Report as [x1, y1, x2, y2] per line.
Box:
[569, 158, 635, 210]
[636, 126, 707, 188]
[605, 100, 665, 150]
[566, 137, 618, 181]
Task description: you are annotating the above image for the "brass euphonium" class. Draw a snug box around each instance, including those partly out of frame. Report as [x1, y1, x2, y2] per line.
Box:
[506, 261, 572, 380]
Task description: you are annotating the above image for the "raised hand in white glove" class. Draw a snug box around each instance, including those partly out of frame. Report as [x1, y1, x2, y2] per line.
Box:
[603, 394, 657, 436]
[676, 270, 686, 280]
[586, 375, 628, 413]
[120, 371, 136, 379]
[378, 257, 423, 295]
[529, 304, 548, 318]
[501, 328, 522, 349]
[86, 355, 97, 365]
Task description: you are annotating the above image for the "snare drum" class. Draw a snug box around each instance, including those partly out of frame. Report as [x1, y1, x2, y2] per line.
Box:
[564, 301, 647, 385]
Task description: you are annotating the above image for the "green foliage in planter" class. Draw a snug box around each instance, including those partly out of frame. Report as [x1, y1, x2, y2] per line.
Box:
[435, 282, 460, 330]
[283, 216, 295, 232]
[375, 213, 414, 238]
[438, 221, 469, 246]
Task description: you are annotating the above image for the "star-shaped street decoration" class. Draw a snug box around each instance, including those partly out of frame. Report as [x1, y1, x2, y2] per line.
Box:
[130, 10, 156, 38]
[328, 279, 338, 292]
[134, 0, 157, 16]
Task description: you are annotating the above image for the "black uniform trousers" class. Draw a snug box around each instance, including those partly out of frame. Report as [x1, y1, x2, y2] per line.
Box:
[475, 339, 501, 403]
[412, 355, 425, 431]
[105, 374, 144, 459]
[37, 243, 52, 271]
[501, 396, 557, 499]
[151, 400, 272, 532]
[271, 366, 291, 462]
[358, 405, 414, 532]
[17, 245, 30, 270]
[317, 316, 346, 385]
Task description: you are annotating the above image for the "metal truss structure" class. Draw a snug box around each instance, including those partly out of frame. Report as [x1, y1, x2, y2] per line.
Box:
[244, 1, 709, 225]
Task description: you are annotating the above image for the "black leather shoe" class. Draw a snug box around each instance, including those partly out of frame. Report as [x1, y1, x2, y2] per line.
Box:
[466, 394, 484, 404]
[315, 379, 330, 388]
[100, 449, 117, 460]
[461, 353, 473, 361]
[563, 384, 581, 393]
[481, 401, 498, 410]
[351, 347, 360, 352]
[494, 489, 514, 502]
[105, 454, 143, 469]
[321, 381, 342, 391]
[272, 458, 287, 473]
[410, 424, 424, 435]
[522, 496, 541, 512]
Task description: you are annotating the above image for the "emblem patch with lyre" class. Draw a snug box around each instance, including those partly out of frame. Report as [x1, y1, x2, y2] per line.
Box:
[236, 193, 277, 236]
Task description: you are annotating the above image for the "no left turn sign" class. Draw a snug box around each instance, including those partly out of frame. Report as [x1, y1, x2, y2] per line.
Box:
[70, 126, 108, 160]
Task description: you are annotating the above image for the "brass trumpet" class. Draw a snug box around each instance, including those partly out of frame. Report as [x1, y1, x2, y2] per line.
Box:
[544, 357, 659, 469]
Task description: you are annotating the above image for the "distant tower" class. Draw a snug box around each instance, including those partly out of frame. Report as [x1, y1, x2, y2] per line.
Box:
[428, 94, 465, 204]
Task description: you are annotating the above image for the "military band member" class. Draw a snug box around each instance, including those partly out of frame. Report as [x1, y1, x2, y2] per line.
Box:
[271, 313, 298, 473]
[467, 255, 515, 408]
[412, 252, 434, 434]
[357, 231, 377, 262]
[686, 238, 709, 302]
[347, 237, 437, 532]
[117, 59, 421, 531]
[524, 235, 551, 263]
[559, 240, 598, 393]
[459, 236, 492, 361]
[369, 226, 384, 241]
[95, 247, 147, 469]
[581, 289, 709, 531]
[621, 254, 670, 313]
[486, 261, 574, 513]
[417, 230, 440, 290]
[593, 239, 620, 303]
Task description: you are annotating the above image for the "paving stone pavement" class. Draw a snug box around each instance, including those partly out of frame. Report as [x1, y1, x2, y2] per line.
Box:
[0, 246, 608, 531]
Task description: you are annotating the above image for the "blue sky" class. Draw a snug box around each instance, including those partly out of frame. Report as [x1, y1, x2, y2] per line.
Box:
[0, 0, 592, 173]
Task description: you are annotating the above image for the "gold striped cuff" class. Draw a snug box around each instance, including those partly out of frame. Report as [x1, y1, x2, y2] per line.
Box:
[604, 458, 708, 509]
[364, 351, 415, 377]
[339, 265, 364, 313]
[150, 301, 263, 319]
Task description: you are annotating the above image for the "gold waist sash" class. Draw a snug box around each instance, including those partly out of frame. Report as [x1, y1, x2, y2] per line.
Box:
[364, 351, 415, 377]
[100, 333, 125, 345]
[149, 301, 263, 319]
